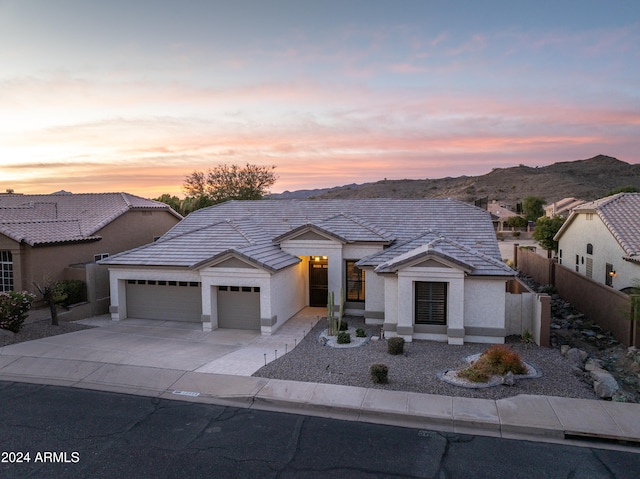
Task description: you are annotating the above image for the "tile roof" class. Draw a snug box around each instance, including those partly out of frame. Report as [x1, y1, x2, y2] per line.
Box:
[103, 199, 512, 276]
[570, 193, 640, 258]
[0, 192, 181, 246]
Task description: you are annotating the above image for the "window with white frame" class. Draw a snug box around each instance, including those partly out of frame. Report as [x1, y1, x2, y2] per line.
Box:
[1, 251, 14, 292]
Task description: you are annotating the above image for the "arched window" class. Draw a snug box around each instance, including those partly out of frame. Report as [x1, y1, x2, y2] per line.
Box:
[587, 243, 593, 255]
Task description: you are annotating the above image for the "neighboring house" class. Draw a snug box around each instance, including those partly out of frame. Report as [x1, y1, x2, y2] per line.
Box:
[554, 193, 640, 291]
[487, 200, 519, 231]
[0, 192, 182, 311]
[545, 197, 585, 218]
[101, 199, 515, 344]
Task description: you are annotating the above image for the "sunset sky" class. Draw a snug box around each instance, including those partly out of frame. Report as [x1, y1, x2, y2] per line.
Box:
[1, 1, 639, 198]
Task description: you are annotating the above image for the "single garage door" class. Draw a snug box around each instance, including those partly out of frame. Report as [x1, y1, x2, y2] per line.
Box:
[126, 280, 202, 322]
[217, 286, 261, 330]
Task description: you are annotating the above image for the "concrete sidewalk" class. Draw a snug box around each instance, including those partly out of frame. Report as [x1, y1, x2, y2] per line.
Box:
[1, 310, 639, 452]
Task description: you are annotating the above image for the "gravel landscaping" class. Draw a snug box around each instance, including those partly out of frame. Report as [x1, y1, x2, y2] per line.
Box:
[0, 309, 95, 348]
[253, 315, 599, 401]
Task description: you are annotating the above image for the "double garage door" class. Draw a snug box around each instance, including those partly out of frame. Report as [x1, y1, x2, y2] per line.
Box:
[126, 280, 202, 322]
[126, 280, 260, 330]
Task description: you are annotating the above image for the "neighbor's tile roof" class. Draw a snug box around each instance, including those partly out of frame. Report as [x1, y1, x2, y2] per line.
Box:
[0, 192, 181, 246]
[103, 199, 512, 276]
[569, 193, 640, 258]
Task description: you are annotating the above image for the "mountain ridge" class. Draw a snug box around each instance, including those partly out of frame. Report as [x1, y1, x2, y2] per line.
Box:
[270, 155, 640, 207]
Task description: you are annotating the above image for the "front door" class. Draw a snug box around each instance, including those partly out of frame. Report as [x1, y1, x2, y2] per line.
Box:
[309, 260, 328, 307]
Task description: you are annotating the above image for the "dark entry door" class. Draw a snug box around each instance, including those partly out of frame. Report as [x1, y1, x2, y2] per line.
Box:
[309, 260, 328, 307]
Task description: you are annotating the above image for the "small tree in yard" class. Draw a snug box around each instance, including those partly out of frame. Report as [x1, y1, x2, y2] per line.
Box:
[533, 215, 566, 255]
[33, 280, 67, 326]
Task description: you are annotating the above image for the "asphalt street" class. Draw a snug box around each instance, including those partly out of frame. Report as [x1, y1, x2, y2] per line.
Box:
[1, 381, 638, 479]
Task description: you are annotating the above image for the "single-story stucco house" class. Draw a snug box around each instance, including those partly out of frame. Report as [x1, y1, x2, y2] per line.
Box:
[555, 192, 640, 291]
[0, 192, 182, 300]
[101, 198, 515, 344]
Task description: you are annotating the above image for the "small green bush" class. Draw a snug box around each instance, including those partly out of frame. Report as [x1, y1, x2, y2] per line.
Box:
[339, 321, 348, 331]
[337, 331, 351, 344]
[370, 363, 389, 384]
[58, 280, 86, 307]
[355, 328, 366, 338]
[387, 336, 405, 355]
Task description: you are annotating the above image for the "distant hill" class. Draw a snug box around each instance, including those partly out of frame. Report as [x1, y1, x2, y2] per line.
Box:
[270, 155, 640, 207]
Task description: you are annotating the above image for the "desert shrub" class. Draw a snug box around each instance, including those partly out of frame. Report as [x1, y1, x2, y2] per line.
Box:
[457, 366, 490, 383]
[387, 336, 405, 355]
[481, 344, 527, 375]
[355, 328, 366, 338]
[0, 291, 36, 333]
[459, 345, 527, 382]
[339, 321, 348, 331]
[337, 331, 351, 344]
[58, 280, 86, 307]
[521, 329, 534, 347]
[370, 363, 389, 384]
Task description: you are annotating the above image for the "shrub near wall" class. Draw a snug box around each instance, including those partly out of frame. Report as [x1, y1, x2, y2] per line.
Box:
[0, 291, 36, 333]
[59, 280, 87, 307]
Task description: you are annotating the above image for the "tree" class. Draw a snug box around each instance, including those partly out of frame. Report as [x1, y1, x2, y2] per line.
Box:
[33, 280, 67, 326]
[532, 215, 565, 253]
[522, 196, 545, 222]
[506, 215, 528, 228]
[183, 163, 277, 204]
[154, 194, 182, 213]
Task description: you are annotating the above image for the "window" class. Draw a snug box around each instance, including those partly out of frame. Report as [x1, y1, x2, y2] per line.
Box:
[586, 258, 593, 279]
[94, 253, 109, 261]
[1, 251, 13, 292]
[415, 282, 447, 325]
[345, 260, 365, 302]
[586, 243, 593, 255]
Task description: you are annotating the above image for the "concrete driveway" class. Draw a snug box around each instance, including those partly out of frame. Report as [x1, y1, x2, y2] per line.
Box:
[0, 308, 324, 377]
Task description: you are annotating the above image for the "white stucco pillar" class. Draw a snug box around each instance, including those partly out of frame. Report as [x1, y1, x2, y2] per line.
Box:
[201, 284, 212, 331]
[109, 277, 127, 321]
[383, 275, 399, 337]
[447, 275, 465, 345]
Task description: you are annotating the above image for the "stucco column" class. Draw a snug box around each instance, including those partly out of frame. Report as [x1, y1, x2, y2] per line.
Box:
[383, 275, 400, 337]
[447, 276, 465, 345]
[396, 276, 414, 341]
[327, 253, 342, 301]
[201, 283, 212, 331]
[109, 277, 127, 321]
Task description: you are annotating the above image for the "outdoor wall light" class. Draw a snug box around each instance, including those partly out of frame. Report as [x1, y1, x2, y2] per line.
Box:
[609, 269, 617, 277]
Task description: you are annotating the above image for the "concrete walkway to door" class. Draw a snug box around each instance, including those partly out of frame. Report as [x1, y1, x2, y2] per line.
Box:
[0, 307, 325, 377]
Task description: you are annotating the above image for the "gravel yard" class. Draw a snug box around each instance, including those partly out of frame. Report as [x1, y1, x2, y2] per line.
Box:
[0, 309, 95, 348]
[253, 315, 598, 401]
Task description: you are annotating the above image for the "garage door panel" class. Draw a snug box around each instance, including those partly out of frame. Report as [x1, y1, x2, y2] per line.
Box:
[217, 287, 260, 330]
[126, 282, 201, 322]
